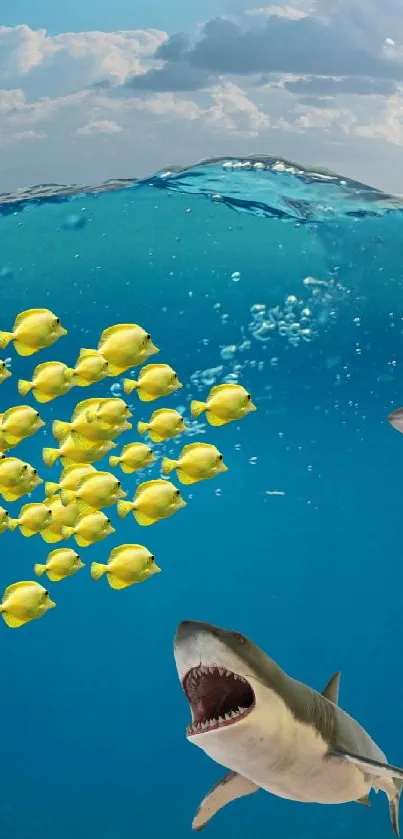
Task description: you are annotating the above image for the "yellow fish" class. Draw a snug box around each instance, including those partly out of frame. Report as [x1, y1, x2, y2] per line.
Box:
[123, 363, 182, 401]
[8, 502, 53, 537]
[117, 479, 186, 526]
[109, 442, 156, 474]
[73, 348, 110, 386]
[61, 471, 126, 513]
[162, 442, 228, 485]
[45, 463, 97, 499]
[0, 507, 10, 534]
[62, 511, 115, 547]
[41, 497, 80, 543]
[43, 431, 117, 469]
[18, 361, 76, 403]
[52, 398, 132, 445]
[0, 360, 11, 385]
[137, 408, 188, 443]
[91, 543, 161, 590]
[86, 397, 132, 427]
[191, 383, 257, 426]
[1, 470, 43, 503]
[0, 308, 67, 356]
[35, 548, 84, 582]
[0, 580, 56, 628]
[97, 323, 159, 376]
[0, 456, 35, 489]
[0, 405, 45, 447]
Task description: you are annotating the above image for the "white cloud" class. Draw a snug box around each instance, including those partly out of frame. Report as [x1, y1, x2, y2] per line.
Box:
[0, 24, 167, 95]
[205, 82, 270, 135]
[244, 5, 307, 18]
[0, 128, 46, 147]
[75, 119, 123, 136]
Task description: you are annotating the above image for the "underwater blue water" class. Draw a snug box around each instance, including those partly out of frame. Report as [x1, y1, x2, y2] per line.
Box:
[1, 155, 403, 839]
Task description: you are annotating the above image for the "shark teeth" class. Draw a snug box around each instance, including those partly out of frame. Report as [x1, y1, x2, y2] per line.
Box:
[186, 705, 249, 737]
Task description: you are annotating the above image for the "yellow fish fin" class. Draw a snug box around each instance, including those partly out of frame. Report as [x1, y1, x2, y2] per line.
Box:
[71, 398, 100, 421]
[20, 527, 36, 537]
[105, 363, 126, 376]
[161, 457, 178, 475]
[46, 570, 65, 582]
[148, 430, 165, 443]
[75, 535, 91, 547]
[206, 411, 229, 427]
[77, 348, 100, 360]
[134, 479, 166, 498]
[120, 462, 136, 474]
[76, 499, 94, 517]
[123, 378, 137, 395]
[90, 561, 107, 580]
[107, 574, 131, 590]
[34, 563, 46, 576]
[2, 433, 21, 446]
[98, 324, 125, 343]
[209, 383, 239, 396]
[14, 308, 50, 327]
[32, 389, 54, 404]
[4, 581, 32, 597]
[190, 400, 207, 417]
[70, 430, 98, 450]
[109, 456, 120, 468]
[43, 447, 60, 467]
[60, 489, 76, 506]
[134, 509, 157, 526]
[18, 379, 33, 396]
[73, 376, 92, 387]
[181, 443, 205, 455]
[61, 526, 75, 539]
[45, 482, 60, 497]
[117, 500, 134, 519]
[137, 421, 148, 435]
[0, 331, 13, 349]
[13, 342, 37, 356]
[1, 611, 27, 628]
[177, 469, 198, 485]
[6, 517, 19, 530]
[41, 529, 63, 544]
[52, 420, 71, 442]
[137, 388, 158, 402]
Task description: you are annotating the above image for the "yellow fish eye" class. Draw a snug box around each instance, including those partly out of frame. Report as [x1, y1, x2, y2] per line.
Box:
[175, 489, 180, 497]
[246, 393, 251, 401]
[146, 333, 151, 341]
[218, 454, 223, 461]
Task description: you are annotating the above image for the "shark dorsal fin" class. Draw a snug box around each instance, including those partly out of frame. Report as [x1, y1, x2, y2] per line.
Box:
[322, 671, 341, 704]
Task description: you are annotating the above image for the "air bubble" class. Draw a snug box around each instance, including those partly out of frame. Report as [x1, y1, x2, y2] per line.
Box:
[249, 457, 258, 465]
[231, 271, 241, 282]
[220, 345, 237, 361]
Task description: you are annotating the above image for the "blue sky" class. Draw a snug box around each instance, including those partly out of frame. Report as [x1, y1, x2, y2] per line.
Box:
[1, 0, 403, 193]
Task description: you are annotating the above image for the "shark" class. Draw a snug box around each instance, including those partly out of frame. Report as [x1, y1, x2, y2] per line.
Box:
[174, 620, 403, 834]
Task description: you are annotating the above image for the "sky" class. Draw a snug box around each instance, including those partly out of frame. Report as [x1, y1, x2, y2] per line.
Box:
[2, 0, 403, 193]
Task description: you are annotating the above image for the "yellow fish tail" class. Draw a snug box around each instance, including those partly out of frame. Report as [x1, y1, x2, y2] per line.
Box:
[18, 379, 33, 396]
[45, 481, 59, 497]
[34, 563, 46, 577]
[61, 526, 75, 539]
[90, 561, 107, 581]
[0, 331, 13, 350]
[109, 456, 120, 468]
[43, 447, 60, 467]
[117, 500, 134, 519]
[60, 489, 76, 506]
[161, 457, 177, 475]
[191, 400, 207, 418]
[123, 378, 138, 395]
[52, 420, 71, 441]
[137, 421, 148, 435]
[7, 518, 19, 532]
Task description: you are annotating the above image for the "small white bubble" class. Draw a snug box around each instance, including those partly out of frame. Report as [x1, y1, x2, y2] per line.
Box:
[110, 383, 122, 395]
[215, 488, 222, 496]
[220, 345, 237, 361]
[231, 271, 241, 282]
[234, 443, 241, 451]
[249, 456, 258, 465]
[308, 465, 313, 472]
[270, 357, 279, 367]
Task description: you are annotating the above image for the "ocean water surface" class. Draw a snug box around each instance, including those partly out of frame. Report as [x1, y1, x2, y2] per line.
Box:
[0, 155, 402, 838]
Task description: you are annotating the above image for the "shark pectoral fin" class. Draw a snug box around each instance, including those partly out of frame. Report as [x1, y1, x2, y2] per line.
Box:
[327, 747, 403, 782]
[321, 671, 341, 704]
[192, 772, 259, 832]
[356, 795, 371, 807]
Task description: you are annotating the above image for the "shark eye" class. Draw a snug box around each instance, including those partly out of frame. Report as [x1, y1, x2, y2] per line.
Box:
[234, 633, 246, 644]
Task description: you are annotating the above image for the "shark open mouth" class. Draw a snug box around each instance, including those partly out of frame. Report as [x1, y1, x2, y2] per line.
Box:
[183, 666, 255, 737]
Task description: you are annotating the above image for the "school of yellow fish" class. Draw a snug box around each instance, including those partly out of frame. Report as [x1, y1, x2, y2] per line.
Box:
[0, 308, 257, 628]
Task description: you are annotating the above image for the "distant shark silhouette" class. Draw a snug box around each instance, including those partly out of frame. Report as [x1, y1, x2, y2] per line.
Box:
[174, 620, 403, 835]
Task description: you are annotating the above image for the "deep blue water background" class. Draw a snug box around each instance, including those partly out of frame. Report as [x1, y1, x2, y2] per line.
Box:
[1, 159, 403, 838]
